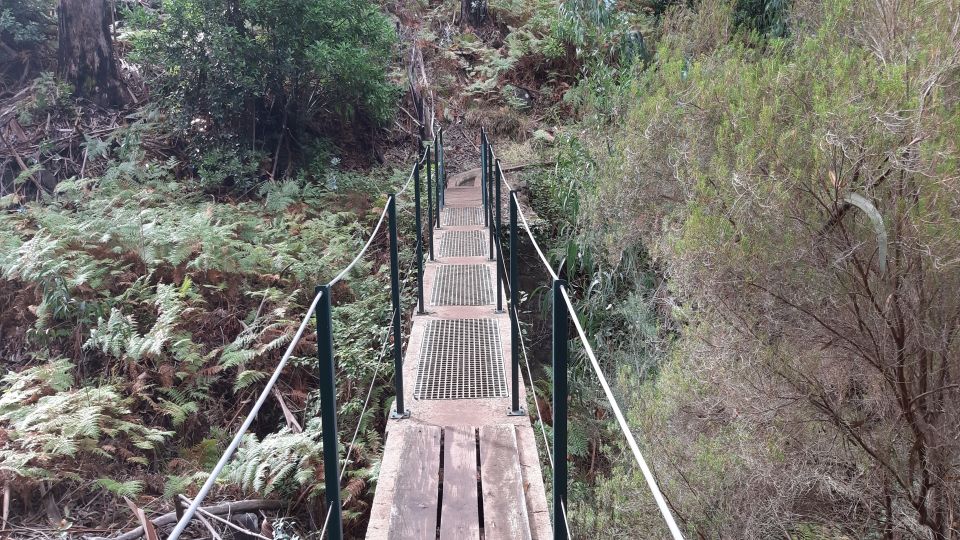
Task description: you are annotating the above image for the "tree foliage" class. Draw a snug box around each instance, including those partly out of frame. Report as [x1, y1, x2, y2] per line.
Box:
[537, 0, 960, 537]
[0, 0, 54, 84]
[131, 0, 398, 146]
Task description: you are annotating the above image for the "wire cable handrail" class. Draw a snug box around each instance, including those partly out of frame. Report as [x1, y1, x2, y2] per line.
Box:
[559, 286, 684, 539]
[328, 204, 389, 288]
[397, 145, 430, 197]
[170, 129, 436, 539]
[513, 192, 560, 282]
[168, 289, 326, 540]
[329, 143, 430, 288]
[488, 132, 684, 540]
[319, 305, 397, 538]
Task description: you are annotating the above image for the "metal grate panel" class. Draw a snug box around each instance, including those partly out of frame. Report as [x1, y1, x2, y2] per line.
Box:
[431, 264, 494, 306]
[442, 207, 484, 227]
[438, 230, 487, 258]
[415, 319, 507, 400]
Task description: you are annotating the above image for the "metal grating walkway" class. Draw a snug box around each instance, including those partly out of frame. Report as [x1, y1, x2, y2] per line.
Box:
[431, 264, 494, 306]
[441, 207, 484, 227]
[438, 230, 486, 258]
[414, 319, 507, 400]
[368, 158, 550, 540]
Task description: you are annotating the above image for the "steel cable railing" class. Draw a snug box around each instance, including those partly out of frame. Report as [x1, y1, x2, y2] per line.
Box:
[493, 240, 573, 537]
[318, 305, 397, 537]
[483, 129, 684, 540]
[168, 289, 325, 540]
[168, 129, 440, 540]
[560, 287, 684, 539]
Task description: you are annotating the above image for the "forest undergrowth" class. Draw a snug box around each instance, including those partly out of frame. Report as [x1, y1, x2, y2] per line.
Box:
[3, 0, 958, 539]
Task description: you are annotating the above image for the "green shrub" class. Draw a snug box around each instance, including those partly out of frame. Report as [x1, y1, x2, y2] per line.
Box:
[130, 0, 399, 164]
[540, 0, 960, 536]
[732, 0, 790, 37]
[0, 0, 54, 83]
[0, 0, 51, 49]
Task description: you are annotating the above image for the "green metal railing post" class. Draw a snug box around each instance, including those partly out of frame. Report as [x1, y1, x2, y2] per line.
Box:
[315, 284, 343, 540]
[427, 146, 435, 261]
[494, 160, 503, 313]
[481, 129, 488, 227]
[508, 191, 523, 416]
[487, 144, 495, 262]
[439, 128, 445, 208]
[414, 163, 425, 315]
[388, 196, 410, 419]
[434, 132, 442, 229]
[552, 279, 568, 540]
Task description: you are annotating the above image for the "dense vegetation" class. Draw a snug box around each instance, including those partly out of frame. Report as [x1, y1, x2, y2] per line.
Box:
[1, 0, 410, 536]
[2, 0, 958, 538]
[521, 0, 960, 538]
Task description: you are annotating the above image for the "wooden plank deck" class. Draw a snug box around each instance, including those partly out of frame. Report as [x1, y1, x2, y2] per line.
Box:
[366, 167, 551, 540]
[439, 426, 480, 539]
[480, 426, 532, 540]
[386, 425, 441, 539]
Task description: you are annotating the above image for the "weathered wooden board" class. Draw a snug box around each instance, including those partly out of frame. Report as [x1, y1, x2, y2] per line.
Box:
[388, 425, 442, 540]
[479, 425, 532, 540]
[439, 426, 481, 539]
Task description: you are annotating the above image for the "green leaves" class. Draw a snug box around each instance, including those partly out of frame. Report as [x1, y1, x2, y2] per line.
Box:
[224, 421, 325, 497]
[95, 478, 146, 498]
[0, 361, 173, 481]
[130, 0, 398, 161]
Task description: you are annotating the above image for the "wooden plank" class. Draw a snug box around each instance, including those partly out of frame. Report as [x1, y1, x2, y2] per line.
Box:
[439, 426, 481, 539]
[479, 425, 532, 540]
[388, 425, 442, 540]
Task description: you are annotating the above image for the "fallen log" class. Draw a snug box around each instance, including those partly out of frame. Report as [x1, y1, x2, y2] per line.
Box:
[84, 499, 284, 540]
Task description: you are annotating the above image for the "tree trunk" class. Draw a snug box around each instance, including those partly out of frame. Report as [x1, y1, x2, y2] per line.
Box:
[460, 0, 486, 27]
[57, 0, 123, 106]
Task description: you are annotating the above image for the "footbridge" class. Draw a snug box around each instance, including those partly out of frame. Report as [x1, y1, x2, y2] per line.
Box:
[163, 123, 684, 540]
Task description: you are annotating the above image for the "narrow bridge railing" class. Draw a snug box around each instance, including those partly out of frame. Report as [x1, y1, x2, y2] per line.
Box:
[480, 128, 686, 540]
[167, 121, 446, 540]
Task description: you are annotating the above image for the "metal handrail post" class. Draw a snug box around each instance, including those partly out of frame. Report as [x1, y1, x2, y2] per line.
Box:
[387, 196, 410, 419]
[414, 164, 425, 315]
[435, 132, 442, 229]
[487, 144, 495, 262]
[494, 160, 503, 312]
[439, 128, 445, 208]
[552, 279, 568, 540]
[481, 129, 488, 226]
[508, 192, 523, 416]
[427, 146, 435, 261]
[315, 284, 343, 540]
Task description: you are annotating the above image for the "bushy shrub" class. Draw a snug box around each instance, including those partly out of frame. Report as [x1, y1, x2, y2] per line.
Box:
[130, 0, 398, 160]
[0, 0, 54, 83]
[0, 0, 51, 49]
[543, 0, 960, 537]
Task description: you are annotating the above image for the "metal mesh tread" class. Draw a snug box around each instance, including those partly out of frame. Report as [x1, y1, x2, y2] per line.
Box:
[431, 264, 494, 306]
[414, 319, 507, 400]
[441, 207, 484, 227]
[438, 230, 487, 258]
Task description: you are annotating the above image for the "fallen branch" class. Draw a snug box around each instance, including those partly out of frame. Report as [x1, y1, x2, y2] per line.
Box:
[84, 499, 284, 540]
[179, 495, 271, 540]
[272, 387, 302, 433]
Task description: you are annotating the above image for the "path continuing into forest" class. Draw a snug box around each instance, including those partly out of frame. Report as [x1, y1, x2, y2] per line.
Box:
[365, 167, 551, 540]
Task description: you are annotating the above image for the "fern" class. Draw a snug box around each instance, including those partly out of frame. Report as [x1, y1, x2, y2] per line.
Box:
[0, 361, 173, 481]
[162, 472, 209, 499]
[224, 419, 325, 497]
[157, 398, 199, 427]
[0, 358, 73, 414]
[95, 478, 145, 498]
